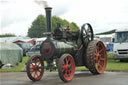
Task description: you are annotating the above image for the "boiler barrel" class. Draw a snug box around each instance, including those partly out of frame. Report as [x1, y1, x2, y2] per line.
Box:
[40, 39, 77, 59]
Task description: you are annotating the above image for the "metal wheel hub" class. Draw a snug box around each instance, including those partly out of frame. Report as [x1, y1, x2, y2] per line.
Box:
[32, 65, 38, 71]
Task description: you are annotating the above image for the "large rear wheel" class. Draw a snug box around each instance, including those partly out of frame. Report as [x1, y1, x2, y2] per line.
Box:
[86, 41, 107, 74]
[58, 54, 75, 83]
[26, 55, 44, 81]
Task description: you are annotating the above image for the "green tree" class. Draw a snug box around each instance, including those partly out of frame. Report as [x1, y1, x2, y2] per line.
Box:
[52, 16, 68, 31]
[0, 33, 16, 37]
[69, 22, 79, 31]
[28, 15, 46, 38]
[52, 16, 79, 31]
[28, 15, 79, 38]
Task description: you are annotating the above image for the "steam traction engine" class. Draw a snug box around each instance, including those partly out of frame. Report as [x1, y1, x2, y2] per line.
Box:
[26, 7, 107, 83]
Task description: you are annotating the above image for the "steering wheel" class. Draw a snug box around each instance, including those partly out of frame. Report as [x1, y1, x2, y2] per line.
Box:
[81, 23, 94, 46]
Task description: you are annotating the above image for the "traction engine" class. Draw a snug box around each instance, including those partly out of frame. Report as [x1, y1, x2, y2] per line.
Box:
[26, 7, 107, 83]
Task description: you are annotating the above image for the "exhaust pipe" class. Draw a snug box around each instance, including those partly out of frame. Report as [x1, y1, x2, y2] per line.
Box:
[45, 7, 52, 38]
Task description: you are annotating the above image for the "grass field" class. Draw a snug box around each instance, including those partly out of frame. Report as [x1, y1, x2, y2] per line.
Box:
[106, 53, 128, 71]
[0, 53, 128, 72]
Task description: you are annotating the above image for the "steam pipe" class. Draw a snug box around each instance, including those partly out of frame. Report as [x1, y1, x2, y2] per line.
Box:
[45, 7, 52, 38]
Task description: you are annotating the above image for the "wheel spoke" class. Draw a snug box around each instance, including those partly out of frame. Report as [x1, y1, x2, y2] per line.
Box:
[37, 62, 41, 67]
[35, 71, 38, 77]
[62, 65, 67, 69]
[66, 57, 69, 65]
[67, 57, 70, 63]
[97, 43, 100, 51]
[35, 71, 38, 75]
[64, 69, 68, 78]
[31, 62, 34, 67]
[94, 58, 98, 63]
[100, 57, 105, 61]
[30, 63, 35, 70]
[99, 48, 104, 54]
[68, 69, 71, 74]
[95, 48, 98, 54]
[69, 63, 72, 66]
[98, 63, 103, 70]
[94, 54, 98, 63]
[34, 72, 36, 78]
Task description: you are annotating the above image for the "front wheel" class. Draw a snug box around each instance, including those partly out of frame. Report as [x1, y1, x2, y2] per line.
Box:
[26, 55, 44, 81]
[58, 54, 75, 83]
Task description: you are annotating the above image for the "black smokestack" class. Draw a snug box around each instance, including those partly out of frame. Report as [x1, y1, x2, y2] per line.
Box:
[45, 7, 52, 37]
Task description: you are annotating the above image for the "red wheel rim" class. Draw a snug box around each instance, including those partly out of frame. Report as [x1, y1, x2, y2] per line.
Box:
[29, 56, 44, 80]
[94, 41, 107, 73]
[62, 56, 75, 81]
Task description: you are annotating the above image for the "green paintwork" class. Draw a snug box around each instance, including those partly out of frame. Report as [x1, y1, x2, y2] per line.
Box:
[53, 40, 78, 56]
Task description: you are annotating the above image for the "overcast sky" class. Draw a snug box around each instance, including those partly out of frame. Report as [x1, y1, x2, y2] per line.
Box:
[1, 0, 128, 36]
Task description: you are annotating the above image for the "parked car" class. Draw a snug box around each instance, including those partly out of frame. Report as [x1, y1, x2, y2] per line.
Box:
[26, 44, 41, 57]
[17, 43, 33, 56]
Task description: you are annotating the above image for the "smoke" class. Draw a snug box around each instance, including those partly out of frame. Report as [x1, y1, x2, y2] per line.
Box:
[34, 0, 73, 16]
[34, 0, 48, 8]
